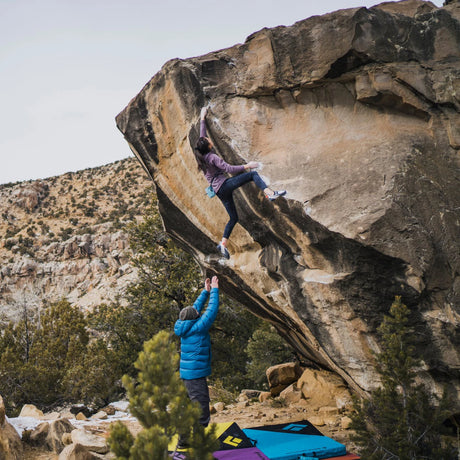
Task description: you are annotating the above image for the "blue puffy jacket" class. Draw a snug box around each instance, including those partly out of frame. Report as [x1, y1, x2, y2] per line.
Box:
[174, 288, 219, 380]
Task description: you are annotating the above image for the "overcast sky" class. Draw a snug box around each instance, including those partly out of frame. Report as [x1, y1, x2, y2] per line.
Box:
[0, 0, 444, 185]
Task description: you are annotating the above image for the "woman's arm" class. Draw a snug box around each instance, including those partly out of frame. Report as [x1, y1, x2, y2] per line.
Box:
[200, 107, 207, 137]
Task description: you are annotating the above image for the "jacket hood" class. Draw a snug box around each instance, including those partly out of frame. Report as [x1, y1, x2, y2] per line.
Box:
[174, 318, 198, 337]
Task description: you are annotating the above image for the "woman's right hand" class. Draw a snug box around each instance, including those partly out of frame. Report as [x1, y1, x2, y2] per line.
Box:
[211, 276, 219, 288]
[245, 161, 259, 170]
[200, 107, 208, 120]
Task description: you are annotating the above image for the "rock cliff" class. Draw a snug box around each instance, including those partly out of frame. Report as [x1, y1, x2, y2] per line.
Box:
[116, 0, 460, 409]
[0, 159, 152, 321]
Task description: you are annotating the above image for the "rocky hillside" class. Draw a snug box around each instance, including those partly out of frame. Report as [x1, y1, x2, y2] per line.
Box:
[0, 157, 153, 322]
[116, 0, 460, 412]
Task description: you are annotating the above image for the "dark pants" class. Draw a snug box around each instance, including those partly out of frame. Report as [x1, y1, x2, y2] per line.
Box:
[183, 377, 210, 427]
[216, 171, 268, 239]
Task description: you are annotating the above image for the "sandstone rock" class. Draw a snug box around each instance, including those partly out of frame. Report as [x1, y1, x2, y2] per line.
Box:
[266, 363, 302, 396]
[101, 406, 116, 416]
[0, 395, 5, 425]
[237, 394, 249, 402]
[237, 400, 250, 409]
[46, 419, 75, 453]
[213, 402, 226, 412]
[341, 416, 353, 430]
[0, 420, 23, 460]
[11, 181, 48, 212]
[309, 416, 325, 427]
[90, 411, 108, 420]
[298, 369, 351, 411]
[239, 389, 261, 400]
[28, 422, 49, 447]
[42, 411, 61, 420]
[76, 413, 87, 421]
[258, 392, 272, 403]
[279, 384, 302, 405]
[116, 0, 460, 412]
[318, 406, 340, 416]
[62, 432, 73, 446]
[59, 443, 99, 460]
[71, 429, 109, 454]
[0, 396, 23, 460]
[19, 404, 44, 418]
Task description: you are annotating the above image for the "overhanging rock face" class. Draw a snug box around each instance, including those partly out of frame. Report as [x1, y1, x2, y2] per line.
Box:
[116, 1, 460, 407]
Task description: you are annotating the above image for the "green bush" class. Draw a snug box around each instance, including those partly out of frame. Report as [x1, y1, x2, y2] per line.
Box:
[246, 321, 296, 388]
[351, 296, 455, 459]
[0, 300, 121, 414]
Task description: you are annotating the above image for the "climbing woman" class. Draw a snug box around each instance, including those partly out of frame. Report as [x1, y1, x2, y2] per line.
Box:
[194, 107, 286, 259]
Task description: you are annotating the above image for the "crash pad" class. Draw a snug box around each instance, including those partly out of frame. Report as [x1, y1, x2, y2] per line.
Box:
[324, 454, 360, 459]
[243, 420, 347, 460]
[213, 446, 270, 459]
[168, 421, 253, 457]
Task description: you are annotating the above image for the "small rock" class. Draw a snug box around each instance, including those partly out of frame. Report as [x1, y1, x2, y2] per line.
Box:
[101, 406, 116, 416]
[341, 416, 353, 429]
[309, 416, 325, 426]
[258, 392, 272, 403]
[318, 406, 340, 415]
[323, 416, 339, 426]
[237, 400, 249, 408]
[19, 404, 44, 418]
[42, 412, 60, 420]
[90, 411, 108, 420]
[71, 428, 109, 454]
[76, 412, 87, 421]
[213, 402, 226, 412]
[279, 384, 302, 405]
[239, 389, 261, 399]
[209, 405, 217, 415]
[237, 394, 249, 402]
[58, 443, 98, 460]
[62, 433, 73, 446]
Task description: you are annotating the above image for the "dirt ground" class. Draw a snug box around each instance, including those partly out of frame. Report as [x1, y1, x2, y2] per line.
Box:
[21, 398, 358, 459]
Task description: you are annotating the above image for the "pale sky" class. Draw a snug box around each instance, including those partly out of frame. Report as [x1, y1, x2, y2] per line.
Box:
[0, 0, 444, 185]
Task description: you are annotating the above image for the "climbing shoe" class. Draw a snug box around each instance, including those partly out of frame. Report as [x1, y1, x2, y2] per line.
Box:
[268, 190, 287, 201]
[216, 244, 230, 259]
[176, 440, 190, 450]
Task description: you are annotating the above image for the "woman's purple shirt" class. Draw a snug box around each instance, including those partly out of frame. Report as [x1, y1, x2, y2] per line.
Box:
[200, 120, 245, 192]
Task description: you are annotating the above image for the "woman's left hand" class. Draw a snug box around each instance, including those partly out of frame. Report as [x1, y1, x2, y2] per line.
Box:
[245, 161, 259, 170]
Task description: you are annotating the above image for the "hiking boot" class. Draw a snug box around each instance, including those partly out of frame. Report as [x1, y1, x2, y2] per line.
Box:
[216, 244, 230, 259]
[267, 190, 287, 201]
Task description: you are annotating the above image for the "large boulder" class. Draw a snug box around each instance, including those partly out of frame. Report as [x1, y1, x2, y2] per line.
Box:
[28, 418, 75, 453]
[0, 395, 23, 460]
[116, 0, 460, 411]
[297, 368, 353, 410]
[266, 363, 303, 396]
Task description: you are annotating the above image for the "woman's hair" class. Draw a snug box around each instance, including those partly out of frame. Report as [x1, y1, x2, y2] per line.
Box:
[194, 137, 211, 172]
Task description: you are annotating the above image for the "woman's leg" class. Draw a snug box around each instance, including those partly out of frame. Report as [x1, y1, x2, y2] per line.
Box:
[222, 170, 267, 192]
[220, 194, 239, 240]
